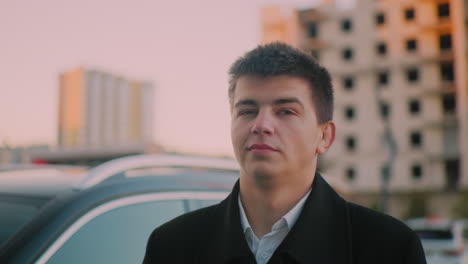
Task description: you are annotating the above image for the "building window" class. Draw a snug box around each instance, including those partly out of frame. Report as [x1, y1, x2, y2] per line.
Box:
[439, 34, 452, 51]
[440, 63, 454, 81]
[406, 68, 419, 83]
[341, 18, 352, 32]
[438, 3, 450, 18]
[344, 106, 356, 120]
[345, 136, 357, 151]
[445, 159, 459, 191]
[376, 42, 387, 56]
[410, 131, 423, 148]
[308, 22, 318, 38]
[343, 77, 354, 90]
[342, 48, 354, 61]
[405, 8, 415, 21]
[377, 71, 389, 86]
[411, 164, 423, 180]
[442, 94, 456, 114]
[408, 99, 421, 115]
[346, 167, 356, 181]
[376, 12, 385, 25]
[406, 39, 417, 52]
[379, 101, 390, 120]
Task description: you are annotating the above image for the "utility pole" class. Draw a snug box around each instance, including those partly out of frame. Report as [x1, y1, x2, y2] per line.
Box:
[380, 121, 397, 214]
[374, 91, 398, 214]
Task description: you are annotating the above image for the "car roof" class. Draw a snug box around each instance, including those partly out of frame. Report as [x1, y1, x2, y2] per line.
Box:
[0, 168, 86, 197]
[0, 154, 239, 197]
[77, 154, 239, 189]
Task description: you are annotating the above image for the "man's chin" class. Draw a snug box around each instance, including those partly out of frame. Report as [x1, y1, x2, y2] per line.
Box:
[246, 163, 279, 179]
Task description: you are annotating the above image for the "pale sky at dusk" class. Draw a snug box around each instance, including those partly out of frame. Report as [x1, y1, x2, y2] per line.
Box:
[1, 0, 352, 156]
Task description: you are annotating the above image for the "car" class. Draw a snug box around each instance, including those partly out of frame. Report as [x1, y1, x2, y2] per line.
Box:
[0, 154, 239, 264]
[406, 217, 468, 264]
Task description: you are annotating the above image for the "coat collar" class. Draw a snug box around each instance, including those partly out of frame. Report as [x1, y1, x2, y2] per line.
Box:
[214, 172, 352, 264]
[197, 177, 254, 263]
[275, 173, 352, 263]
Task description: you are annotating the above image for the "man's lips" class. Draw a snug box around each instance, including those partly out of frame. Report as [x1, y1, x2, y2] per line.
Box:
[248, 144, 278, 151]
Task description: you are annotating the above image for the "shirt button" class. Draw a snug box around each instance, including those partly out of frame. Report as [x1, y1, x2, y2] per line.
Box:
[261, 252, 268, 259]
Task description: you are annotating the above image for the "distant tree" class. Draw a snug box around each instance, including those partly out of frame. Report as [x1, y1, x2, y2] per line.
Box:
[404, 192, 428, 220]
[370, 200, 381, 212]
[452, 191, 468, 218]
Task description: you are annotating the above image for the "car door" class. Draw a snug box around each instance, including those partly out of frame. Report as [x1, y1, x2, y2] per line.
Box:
[35, 191, 227, 264]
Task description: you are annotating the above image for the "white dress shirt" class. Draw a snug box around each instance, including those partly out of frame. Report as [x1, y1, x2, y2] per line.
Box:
[238, 189, 311, 264]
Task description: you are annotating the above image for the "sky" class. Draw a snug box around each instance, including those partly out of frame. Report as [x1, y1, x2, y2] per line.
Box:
[0, 0, 352, 157]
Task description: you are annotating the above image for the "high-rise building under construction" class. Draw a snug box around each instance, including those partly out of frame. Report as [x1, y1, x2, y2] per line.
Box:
[261, 0, 468, 198]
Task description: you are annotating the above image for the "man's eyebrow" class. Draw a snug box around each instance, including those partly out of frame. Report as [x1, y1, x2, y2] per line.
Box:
[234, 99, 257, 108]
[273, 98, 304, 108]
[234, 98, 305, 108]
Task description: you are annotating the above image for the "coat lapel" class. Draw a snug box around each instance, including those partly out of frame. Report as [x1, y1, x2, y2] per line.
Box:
[274, 173, 352, 264]
[207, 180, 255, 263]
[206, 174, 352, 264]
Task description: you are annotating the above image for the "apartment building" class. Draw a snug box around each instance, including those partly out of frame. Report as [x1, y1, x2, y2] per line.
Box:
[58, 68, 154, 149]
[261, 0, 468, 195]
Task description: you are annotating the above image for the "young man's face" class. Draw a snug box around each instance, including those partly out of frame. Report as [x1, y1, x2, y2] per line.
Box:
[230, 75, 334, 184]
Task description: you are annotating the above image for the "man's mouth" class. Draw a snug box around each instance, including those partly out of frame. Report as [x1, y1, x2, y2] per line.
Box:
[248, 144, 278, 151]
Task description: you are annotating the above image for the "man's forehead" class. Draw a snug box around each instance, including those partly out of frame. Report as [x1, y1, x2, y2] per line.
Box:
[233, 76, 312, 105]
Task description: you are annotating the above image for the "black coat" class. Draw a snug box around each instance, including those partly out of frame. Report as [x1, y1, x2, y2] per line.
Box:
[143, 174, 426, 264]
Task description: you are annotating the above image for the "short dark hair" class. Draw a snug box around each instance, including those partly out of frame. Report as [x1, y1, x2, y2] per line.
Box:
[228, 42, 333, 124]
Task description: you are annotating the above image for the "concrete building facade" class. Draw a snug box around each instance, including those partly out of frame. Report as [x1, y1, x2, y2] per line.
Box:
[261, 0, 468, 196]
[58, 68, 154, 149]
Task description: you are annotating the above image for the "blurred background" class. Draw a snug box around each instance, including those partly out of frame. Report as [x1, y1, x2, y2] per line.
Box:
[1, 0, 468, 262]
[1, 0, 467, 225]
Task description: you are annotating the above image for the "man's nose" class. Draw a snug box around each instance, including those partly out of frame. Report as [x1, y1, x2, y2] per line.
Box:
[251, 109, 274, 135]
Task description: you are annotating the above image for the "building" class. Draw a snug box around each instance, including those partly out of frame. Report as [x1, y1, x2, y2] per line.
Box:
[261, 0, 468, 215]
[261, 6, 300, 46]
[58, 68, 154, 149]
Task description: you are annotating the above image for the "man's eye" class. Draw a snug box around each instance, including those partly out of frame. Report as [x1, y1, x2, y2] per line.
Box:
[279, 109, 295, 115]
[238, 110, 256, 116]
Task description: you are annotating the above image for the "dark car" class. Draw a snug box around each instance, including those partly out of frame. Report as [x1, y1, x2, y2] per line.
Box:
[0, 154, 239, 264]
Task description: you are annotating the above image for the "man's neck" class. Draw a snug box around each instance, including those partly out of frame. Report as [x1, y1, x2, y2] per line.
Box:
[239, 174, 314, 238]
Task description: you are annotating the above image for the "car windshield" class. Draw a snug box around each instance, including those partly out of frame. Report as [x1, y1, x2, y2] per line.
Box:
[414, 229, 453, 239]
[0, 195, 51, 246]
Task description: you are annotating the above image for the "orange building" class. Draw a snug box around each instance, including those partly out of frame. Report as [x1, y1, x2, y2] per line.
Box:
[58, 68, 154, 149]
[261, 6, 300, 46]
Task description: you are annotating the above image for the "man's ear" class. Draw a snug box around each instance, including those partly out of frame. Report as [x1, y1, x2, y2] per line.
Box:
[317, 121, 336, 155]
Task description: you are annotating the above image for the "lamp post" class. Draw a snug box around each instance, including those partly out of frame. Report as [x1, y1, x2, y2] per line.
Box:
[374, 84, 398, 214]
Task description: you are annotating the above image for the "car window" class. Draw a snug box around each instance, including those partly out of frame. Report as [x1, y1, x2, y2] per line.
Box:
[44, 199, 185, 264]
[0, 197, 49, 246]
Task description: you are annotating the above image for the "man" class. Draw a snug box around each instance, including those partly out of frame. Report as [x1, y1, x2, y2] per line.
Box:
[143, 42, 426, 264]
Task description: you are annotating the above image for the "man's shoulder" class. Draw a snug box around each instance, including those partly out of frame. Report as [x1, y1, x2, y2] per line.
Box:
[348, 202, 423, 249]
[347, 202, 426, 262]
[347, 202, 412, 234]
[143, 203, 223, 263]
[152, 203, 221, 240]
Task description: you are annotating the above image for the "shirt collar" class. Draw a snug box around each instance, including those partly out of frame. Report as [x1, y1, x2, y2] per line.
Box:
[238, 195, 251, 232]
[238, 188, 312, 233]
